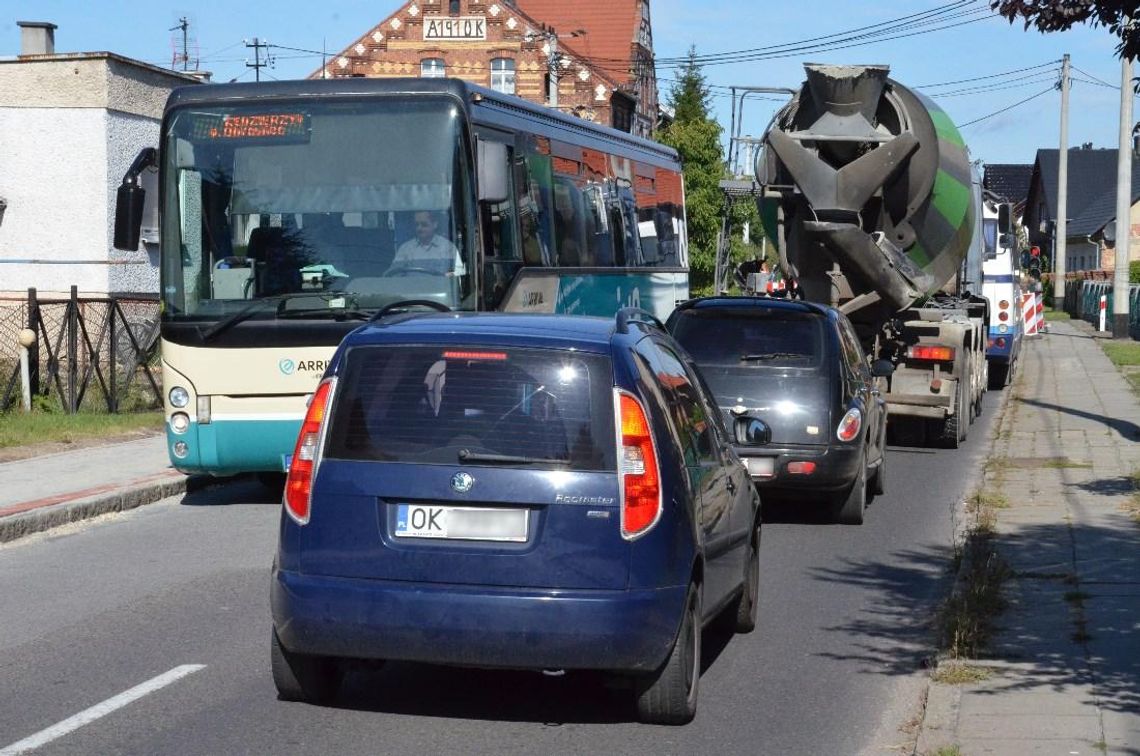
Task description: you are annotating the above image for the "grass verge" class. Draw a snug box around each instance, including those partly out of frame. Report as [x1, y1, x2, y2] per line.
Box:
[1044, 310, 1071, 322]
[0, 410, 163, 450]
[1097, 340, 1140, 395]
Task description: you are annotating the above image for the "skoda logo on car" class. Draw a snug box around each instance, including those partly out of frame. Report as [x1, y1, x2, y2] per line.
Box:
[450, 471, 474, 493]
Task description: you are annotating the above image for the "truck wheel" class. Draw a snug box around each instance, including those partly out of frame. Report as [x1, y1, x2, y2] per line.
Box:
[833, 455, 867, 525]
[271, 629, 343, 704]
[636, 583, 701, 725]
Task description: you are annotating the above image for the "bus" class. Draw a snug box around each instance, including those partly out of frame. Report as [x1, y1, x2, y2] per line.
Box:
[980, 193, 1022, 388]
[113, 78, 687, 478]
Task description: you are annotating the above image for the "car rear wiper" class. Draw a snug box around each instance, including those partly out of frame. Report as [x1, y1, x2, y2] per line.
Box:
[458, 449, 569, 465]
[740, 352, 809, 361]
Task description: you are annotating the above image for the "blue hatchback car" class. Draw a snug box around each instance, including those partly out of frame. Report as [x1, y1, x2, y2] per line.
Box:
[270, 309, 761, 724]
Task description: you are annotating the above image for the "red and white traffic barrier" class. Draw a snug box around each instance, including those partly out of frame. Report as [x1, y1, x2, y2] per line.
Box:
[1099, 293, 1107, 332]
[1022, 292, 1038, 336]
[1035, 291, 1045, 334]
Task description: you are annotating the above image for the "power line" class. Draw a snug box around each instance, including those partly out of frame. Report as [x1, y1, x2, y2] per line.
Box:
[958, 86, 1055, 128]
[918, 61, 1060, 89]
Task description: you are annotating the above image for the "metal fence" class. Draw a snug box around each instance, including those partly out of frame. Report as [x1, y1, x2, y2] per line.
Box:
[1063, 277, 1140, 337]
[0, 287, 162, 414]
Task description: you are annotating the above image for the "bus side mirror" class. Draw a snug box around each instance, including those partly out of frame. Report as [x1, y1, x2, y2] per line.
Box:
[114, 147, 157, 251]
[997, 203, 1013, 235]
[477, 140, 509, 204]
[114, 183, 145, 251]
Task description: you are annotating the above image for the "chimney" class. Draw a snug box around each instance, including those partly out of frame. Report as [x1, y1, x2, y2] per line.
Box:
[17, 21, 57, 56]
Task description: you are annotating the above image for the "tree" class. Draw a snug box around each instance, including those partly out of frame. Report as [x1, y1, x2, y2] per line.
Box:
[992, 1, 1140, 59]
[657, 47, 725, 293]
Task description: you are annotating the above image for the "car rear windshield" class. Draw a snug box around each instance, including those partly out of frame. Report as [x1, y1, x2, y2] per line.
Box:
[325, 345, 616, 471]
[671, 308, 825, 368]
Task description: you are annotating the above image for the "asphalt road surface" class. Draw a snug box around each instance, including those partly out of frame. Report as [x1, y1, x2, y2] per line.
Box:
[0, 392, 1002, 755]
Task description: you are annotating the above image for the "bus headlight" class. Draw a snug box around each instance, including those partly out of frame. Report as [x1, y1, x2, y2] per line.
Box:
[169, 386, 190, 408]
[170, 412, 191, 434]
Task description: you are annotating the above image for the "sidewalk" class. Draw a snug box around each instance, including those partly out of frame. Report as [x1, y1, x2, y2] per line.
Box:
[0, 435, 195, 543]
[918, 320, 1140, 755]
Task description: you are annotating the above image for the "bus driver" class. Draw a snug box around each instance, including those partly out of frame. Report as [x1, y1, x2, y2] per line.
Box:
[388, 210, 466, 276]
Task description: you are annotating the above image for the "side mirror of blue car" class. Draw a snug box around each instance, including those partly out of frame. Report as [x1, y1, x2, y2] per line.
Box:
[734, 416, 772, 446]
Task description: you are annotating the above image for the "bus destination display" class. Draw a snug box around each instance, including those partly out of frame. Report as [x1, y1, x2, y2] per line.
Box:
[191, 113, 311, 143]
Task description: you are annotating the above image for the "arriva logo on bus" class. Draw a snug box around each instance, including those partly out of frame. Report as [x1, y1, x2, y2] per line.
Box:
[279, 358, 329, 376]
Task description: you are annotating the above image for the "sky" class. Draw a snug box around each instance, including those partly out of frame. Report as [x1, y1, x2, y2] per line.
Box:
[2, 0, 1130, 168]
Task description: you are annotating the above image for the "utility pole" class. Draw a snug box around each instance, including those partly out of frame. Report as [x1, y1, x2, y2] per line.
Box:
[170, 17, 190, 71]
[1114, 51, 1134, 337]
[1054, 53, 1071, 306]
[546, 28, 559, 108]
[245, 38, 271, 82]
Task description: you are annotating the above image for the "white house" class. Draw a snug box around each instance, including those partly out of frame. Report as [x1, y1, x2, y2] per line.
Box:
[0, 21, 201, 298]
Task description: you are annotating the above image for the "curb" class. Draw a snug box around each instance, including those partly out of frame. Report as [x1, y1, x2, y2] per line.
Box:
[0, 473, 215, 545]
[911, 373, 1016, 756]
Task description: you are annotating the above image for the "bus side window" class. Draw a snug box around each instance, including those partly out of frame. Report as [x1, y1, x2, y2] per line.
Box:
[553, 178, 588, 267]
[481, 144, 521, 310]
[583, 183, 613, 266]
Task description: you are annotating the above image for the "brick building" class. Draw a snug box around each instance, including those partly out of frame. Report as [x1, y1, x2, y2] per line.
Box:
[311, 0, 654, 136]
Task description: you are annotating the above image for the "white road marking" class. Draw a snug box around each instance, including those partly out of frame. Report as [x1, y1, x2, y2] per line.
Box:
[0, 664, 206, 755]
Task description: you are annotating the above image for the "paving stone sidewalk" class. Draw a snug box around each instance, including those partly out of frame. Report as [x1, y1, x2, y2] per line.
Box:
[917, 320, 1140, 755]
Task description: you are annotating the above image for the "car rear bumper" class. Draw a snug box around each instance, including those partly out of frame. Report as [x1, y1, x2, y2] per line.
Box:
[271, 568, 685, 672]
[736, 442, 862, 493]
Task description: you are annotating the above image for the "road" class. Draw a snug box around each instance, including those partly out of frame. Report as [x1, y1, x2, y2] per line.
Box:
[0, 392, 1002, 755]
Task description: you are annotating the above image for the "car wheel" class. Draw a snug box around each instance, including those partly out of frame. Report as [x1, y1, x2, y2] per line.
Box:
[833, 454, 867, 525]
[271, 629, 343, 704]
[870, 451, 886, 497]
[732, 520, 760, 634]
[636, 582, 701, 725]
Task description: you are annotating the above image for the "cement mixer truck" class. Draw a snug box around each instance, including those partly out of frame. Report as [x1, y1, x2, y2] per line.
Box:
[727, 64, 995, 448]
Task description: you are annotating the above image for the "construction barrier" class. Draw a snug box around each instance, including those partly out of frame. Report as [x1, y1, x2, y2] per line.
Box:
[1022, 292, 1041, 336]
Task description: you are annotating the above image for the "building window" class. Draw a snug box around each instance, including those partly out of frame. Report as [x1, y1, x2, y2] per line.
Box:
[450, 0, 460, 14]
[490, 58, 515, 94]
[421, 58, 446, 78]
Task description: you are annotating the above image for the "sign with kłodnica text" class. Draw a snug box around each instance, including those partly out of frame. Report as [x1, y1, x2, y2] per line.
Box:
[424, 16, 486, 40]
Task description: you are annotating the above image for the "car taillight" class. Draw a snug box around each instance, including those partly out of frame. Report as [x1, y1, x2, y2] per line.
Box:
[907, 345, 955, 362]
[616, 389, 661, 539]
[284, 377, 335, 525]
[836, 407, 862, 442]
[786, 461, 817, 475]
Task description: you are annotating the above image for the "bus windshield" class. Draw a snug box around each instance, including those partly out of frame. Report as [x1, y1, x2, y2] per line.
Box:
[160, 97, 476, 321]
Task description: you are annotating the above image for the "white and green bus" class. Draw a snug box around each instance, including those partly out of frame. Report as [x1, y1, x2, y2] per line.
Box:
[114, 78, 687, 477]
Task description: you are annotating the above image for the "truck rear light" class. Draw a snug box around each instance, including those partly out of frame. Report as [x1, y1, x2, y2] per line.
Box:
[786, 461, 817, 475]
[836, 407, 862, 442]
[998, 311, 1009, 322]
[616, 389, 661, 540]
[996, 337, 1007, 348]
[284, 377, 335, 525]
[999, 299, 1010, 310]
[907, 345, 955, 362]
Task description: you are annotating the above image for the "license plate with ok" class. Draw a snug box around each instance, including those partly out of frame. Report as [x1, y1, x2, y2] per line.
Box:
[394, 504, 529, 542]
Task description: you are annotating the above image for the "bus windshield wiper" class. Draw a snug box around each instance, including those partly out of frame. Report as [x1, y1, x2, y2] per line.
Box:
[740, 352, 808, 361]
[458, 449, 569, 465]
[200, 293, 333, 341]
